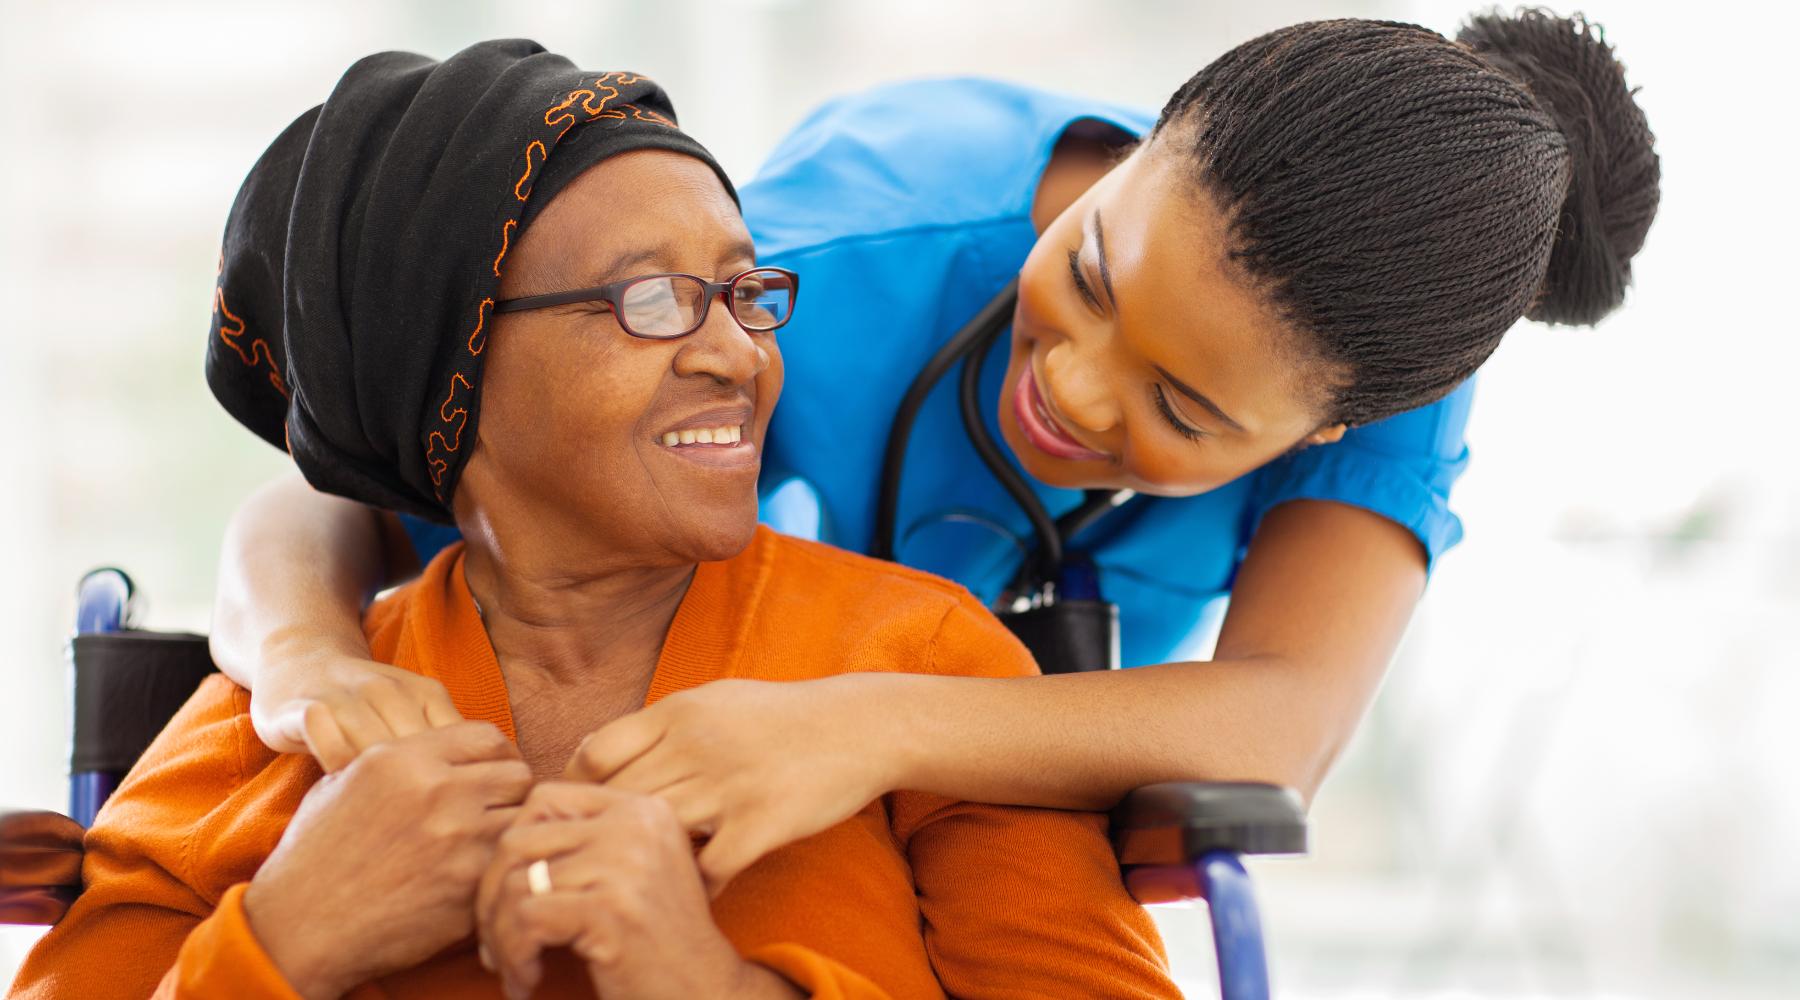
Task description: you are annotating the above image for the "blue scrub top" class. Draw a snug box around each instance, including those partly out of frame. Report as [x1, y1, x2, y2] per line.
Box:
[406, 77, 1473, 668]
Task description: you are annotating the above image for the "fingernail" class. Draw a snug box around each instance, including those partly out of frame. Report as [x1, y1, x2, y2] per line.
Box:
[478, 945, 493, 971]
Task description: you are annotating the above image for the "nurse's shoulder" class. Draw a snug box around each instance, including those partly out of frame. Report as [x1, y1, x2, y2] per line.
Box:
[744, 77, 1152, 254]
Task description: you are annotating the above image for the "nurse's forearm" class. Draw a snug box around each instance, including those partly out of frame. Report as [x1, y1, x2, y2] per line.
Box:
[210, 473, 401, 689]
[883, 500, 1425, 808]
[879, 656, 1363, 810]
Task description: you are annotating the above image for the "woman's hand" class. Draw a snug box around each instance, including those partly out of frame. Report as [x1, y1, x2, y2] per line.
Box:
[250, 647, 465, 772]
[475, 782, 802, 1000]
[243, 722, 532, 999]
[564, 676, 903, 896]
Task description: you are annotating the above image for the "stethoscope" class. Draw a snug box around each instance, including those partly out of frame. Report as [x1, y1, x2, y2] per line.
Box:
[871, 280, 1138, 672]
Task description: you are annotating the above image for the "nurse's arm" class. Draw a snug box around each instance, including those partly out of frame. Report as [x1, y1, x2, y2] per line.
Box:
[890, 497, 1425, 806]
[210, 472, 456, 767]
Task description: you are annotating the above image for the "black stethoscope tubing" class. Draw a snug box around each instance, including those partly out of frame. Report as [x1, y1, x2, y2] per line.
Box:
[874, 280, 1133, 595]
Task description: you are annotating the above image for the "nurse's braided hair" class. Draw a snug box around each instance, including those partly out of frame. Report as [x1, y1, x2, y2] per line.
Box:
[1153, 8, 1659, 426]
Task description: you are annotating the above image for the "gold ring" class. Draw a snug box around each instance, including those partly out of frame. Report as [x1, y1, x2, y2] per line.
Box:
[526, 858, 553, 897]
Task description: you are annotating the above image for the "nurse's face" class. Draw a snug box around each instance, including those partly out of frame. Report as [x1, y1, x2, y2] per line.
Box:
[1004, 141, 1347, 496]
[462, 149, 783, 566]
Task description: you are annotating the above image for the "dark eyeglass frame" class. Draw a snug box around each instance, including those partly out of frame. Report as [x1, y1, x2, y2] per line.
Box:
[493, 266, 800, 340]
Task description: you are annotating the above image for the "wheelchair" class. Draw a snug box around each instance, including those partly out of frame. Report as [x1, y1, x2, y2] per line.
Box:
[2, 568, 1308, 999]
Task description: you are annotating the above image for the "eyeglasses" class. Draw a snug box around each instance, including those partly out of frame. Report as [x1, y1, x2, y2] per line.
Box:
[494, 266, 799, 340]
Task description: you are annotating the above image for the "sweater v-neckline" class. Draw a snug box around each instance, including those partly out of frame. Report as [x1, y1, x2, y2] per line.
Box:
[392, 529, 776, 743]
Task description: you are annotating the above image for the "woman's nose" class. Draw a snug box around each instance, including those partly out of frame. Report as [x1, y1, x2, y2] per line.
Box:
[1041, 339, 1120, 434]
[674, 302, 770, 385]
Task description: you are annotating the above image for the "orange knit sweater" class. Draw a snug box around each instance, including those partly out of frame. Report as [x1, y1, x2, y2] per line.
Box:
[11, 526, 1177, 998]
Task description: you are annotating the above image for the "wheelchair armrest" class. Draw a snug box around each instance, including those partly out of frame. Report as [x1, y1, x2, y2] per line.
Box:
[1113, 781, 1306, 865]
[1111, 782, 1306, 905]
[0, 810, 86, 925]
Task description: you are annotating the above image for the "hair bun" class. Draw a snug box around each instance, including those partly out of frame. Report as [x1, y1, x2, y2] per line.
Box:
[1459, 8, 1660, 325]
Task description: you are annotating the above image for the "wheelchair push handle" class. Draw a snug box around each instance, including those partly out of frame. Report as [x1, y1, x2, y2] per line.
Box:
[75, 568, 137, 635]
[70, 567, 139, 826]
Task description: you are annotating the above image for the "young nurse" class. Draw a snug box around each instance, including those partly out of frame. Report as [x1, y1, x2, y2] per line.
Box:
[210, 11, 1660, 892]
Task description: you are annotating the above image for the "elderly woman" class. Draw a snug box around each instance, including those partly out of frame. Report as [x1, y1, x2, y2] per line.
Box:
[11, 43, 1178, 1000]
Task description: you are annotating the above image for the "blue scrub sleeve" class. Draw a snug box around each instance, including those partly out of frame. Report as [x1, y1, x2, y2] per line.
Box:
[398, 513, 463, 568]
[1246, 379, 1475, 570]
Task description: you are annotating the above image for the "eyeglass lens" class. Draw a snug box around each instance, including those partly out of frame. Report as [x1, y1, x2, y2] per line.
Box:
[617, 269, 795, 337]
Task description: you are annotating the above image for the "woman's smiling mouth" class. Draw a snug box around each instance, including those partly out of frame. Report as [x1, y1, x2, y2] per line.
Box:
[659, 423, 744, 447]
[1013, 363, 1110, 462]
[656, 408, 759, 469]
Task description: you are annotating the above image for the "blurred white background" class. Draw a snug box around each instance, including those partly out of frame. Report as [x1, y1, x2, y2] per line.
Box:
[2, 0, 1794, 996]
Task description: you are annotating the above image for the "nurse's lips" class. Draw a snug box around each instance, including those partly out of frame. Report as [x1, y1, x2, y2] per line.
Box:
[1013, 364, 1110, 462]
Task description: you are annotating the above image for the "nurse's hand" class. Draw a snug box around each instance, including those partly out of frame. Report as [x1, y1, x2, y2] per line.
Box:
[252, 649, 465, 772]
[564, 676, 899, 896]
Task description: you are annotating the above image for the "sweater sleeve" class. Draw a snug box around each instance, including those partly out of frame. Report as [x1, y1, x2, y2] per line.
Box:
[888, 599, 1181, 999]
[742, 942, 893, 999]
[9, 677, 304, 1000]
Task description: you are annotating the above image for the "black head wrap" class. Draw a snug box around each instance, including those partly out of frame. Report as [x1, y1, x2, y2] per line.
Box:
[206, 39, 736, 522]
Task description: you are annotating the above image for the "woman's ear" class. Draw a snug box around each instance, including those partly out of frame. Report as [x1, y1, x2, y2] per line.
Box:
[1301, 423, 1348, 447]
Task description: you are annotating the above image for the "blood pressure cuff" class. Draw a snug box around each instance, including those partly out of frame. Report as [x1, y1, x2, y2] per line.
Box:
[999, 599, 1121, 675]
[69, 631, 217, 774]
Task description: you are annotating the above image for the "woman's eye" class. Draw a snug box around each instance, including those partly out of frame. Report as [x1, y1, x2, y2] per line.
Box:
[1067, 248, 1102, 312]
[1151, 384, 1206, 442]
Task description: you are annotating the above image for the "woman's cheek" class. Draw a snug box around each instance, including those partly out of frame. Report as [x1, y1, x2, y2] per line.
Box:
[758, 339, 784, 424]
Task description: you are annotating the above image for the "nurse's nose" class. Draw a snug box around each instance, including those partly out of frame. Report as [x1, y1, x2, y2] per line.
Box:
[674, 300, 771, 386]
[1041, 338, 1121, 435]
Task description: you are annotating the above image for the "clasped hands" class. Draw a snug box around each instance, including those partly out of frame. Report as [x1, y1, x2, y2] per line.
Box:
[241, 721, 797, 1000]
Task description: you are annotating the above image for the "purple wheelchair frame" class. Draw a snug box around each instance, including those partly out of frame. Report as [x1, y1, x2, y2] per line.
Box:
[9, 569, 1306, 1000]
[68, 569, 136, 828]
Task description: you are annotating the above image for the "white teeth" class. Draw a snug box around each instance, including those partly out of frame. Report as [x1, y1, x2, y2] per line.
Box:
[661, 424, 746, 447]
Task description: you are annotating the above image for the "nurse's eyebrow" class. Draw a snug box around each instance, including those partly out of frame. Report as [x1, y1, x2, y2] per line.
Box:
[1155, 364, 1246, 433]
[1090, 209, 1118, 309]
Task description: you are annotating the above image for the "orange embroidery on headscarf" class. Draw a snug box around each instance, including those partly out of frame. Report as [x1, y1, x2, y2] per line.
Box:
[467, 298, 493, 355]
[215, 287, 290, 399]
[428, 71, 667, 502]
[544, 72, 646, 141]
[424, 373, 474, 486]
[493, 220, 515, 277]
[624, 104, 675, 129]
[514, 141, 547, 202]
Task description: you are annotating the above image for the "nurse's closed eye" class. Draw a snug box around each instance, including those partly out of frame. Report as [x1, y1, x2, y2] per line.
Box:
[1151, 384, 1207, 442]
[1067, 248, 1102, 312]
